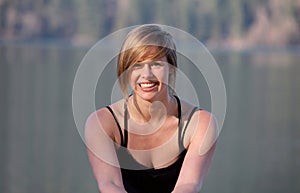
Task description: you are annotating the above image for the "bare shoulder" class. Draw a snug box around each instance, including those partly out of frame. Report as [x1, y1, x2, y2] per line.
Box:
[179, 99, 218, 154]
[189, 109, 218, 155]
[179, 98, 216, 129]
[85, 99, 125, 140]
[196, 109, 216, 126]
[85, 101, 125, 171]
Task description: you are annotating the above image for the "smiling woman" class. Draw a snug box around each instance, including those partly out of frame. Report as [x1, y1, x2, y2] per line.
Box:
[129, 57, 170, 103]
[85, 24, 218, 193]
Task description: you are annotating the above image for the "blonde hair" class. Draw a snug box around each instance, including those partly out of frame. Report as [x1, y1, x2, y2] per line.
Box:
[117, 24, 177, 100]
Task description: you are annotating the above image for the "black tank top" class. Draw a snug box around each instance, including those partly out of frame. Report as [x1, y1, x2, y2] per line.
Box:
[106, 96, 199, 193]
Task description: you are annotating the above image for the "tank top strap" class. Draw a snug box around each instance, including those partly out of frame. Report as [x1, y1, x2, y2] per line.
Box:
[173, 95, 182, 127]
[123, 102, 129, 148]
[181, 106, 202, 147]
[106, 106, 125, 147]
[173, 95, 185, 150]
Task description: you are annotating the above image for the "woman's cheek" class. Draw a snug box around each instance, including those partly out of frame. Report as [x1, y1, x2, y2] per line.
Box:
[129, 73, 138, 89]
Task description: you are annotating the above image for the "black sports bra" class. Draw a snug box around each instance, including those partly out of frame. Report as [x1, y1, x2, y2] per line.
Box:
[106, 96, 200, 193]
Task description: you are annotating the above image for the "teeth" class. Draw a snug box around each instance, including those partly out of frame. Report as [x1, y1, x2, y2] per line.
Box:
[140, 83, 156, 88]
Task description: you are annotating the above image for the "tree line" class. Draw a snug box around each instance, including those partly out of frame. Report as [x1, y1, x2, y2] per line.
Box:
[0, 0, 299, 48]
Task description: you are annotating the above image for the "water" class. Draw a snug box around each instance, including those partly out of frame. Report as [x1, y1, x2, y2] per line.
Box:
[1, 45, 299, 193]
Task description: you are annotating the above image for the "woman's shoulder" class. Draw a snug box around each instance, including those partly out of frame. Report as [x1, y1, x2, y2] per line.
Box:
[180, 98, 216, 130]
[187, 108, 218, 155]
[178, 98, 218, 152]
[88, 99, 125, 120]
[85, 99, 125, 136]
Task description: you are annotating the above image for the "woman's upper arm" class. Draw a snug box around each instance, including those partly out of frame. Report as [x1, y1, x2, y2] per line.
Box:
[174, 110, 219, 192]
[85, 109, 126, 192]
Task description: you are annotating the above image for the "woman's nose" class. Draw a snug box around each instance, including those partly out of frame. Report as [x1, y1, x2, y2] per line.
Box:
[141, 64, 153, 78]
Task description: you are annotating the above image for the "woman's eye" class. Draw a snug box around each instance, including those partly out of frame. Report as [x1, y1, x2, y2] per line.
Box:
[151, 62, 162, 67]
[132, 63, 142, 68]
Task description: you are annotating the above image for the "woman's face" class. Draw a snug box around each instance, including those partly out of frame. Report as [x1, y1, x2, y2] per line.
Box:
[129, 55, 171, 102]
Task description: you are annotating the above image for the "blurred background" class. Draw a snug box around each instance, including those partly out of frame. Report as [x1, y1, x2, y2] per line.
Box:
[1, 0, 300, 193]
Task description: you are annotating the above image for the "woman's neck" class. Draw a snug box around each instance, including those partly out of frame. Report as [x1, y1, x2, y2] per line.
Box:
[128, 93, 176, 123]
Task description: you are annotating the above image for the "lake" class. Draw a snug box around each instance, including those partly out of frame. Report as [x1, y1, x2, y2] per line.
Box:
[1, 44, 299, 193]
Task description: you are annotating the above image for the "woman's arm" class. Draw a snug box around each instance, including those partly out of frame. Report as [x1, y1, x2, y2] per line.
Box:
[85, 109, 127, 193]
[87, 149, 127, 193]
[172, 110, 218, 193]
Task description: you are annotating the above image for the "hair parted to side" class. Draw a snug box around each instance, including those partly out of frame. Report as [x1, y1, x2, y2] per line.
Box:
[117, 24, 177, 100]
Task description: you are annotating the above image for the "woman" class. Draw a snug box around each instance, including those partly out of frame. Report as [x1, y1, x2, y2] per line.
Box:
[85, 24, 218, 193]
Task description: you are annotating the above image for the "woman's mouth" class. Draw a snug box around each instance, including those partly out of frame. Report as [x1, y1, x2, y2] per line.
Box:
[138, 82, 158, 91]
